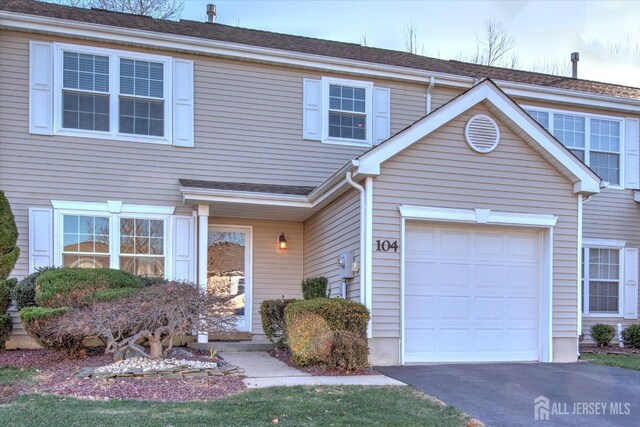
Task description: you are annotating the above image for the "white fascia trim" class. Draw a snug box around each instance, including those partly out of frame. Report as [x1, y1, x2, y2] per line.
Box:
[357, 82, 601, 194]
[399, 205, 558, 228]
[499, 80, 640, 114]
[583, 238, 627, 248]
[0, 11, 470, 87]
[182, 190, 312, 208]
[634, 191, 640, 202]
[51, 200, 176, 215]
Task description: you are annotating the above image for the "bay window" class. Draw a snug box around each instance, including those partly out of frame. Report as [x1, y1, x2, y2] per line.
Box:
[526, 108, 623, 186]
[62, 215, 110, 268]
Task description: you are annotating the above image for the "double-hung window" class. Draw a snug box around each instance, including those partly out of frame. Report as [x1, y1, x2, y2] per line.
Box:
[54, 43, 172, 143]
[55, 202, 172, 278]
[322, 77, 373, 146]
[525, 108, 624, 186]
[582, 246, 623, 316]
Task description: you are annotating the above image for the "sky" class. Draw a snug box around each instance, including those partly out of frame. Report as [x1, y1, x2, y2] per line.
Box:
[180, 0, 640, 88]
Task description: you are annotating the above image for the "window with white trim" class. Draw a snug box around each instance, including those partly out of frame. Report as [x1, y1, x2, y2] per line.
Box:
[57, 207, 169, 278]
[54, 43, 172, 143]
[526, 108, 623, 185]
[322, 77, 373, 146]
[582, 246, 623, 315]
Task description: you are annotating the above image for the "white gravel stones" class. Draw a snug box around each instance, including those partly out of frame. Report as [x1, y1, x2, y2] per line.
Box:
[93, 357, 218, 375]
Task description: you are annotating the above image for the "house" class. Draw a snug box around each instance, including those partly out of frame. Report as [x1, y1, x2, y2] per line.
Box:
[1, 0, 638, 365]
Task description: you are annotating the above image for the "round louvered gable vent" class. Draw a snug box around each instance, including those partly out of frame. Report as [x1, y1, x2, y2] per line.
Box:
[465, 114, 500, 153]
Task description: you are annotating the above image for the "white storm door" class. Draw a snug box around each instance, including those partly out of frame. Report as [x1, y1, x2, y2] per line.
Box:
[207, 225, 253, 332]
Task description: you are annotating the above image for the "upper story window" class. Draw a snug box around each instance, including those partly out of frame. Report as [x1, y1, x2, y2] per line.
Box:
[321, 77, 374, 146]
[52, 43, 175, 145]
[526, 108, 624, 186]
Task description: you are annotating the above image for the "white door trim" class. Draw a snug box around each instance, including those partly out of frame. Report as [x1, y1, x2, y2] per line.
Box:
[399, 206, 555, 364]
[208, 224, 254, 333]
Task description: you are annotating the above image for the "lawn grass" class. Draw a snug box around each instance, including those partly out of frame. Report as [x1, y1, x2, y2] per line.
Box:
[582, 353, 640, 371]
[0, 367, 37, 385]
[0, 386, 469, 427]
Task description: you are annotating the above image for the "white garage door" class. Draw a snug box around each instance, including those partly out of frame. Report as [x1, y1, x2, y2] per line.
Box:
[404, 223, 541, 363]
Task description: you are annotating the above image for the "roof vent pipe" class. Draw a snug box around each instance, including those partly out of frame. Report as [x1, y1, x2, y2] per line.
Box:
[571, 52, 579, 79]
[206, 4, 217, 24]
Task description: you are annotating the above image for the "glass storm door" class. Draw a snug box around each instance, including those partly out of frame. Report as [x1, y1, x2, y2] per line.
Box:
[207, 226, 252, 332]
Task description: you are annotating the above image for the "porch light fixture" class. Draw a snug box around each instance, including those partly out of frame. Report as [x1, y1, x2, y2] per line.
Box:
[278, 232, 288, 250]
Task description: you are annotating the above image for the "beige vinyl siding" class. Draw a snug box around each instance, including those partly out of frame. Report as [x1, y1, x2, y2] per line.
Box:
[207, 217, 303, 337]
[371, 102, 579, 341]
[303, 189, 361, 300]
[582, 188, 640, 341]
[0, 30, 429, 278]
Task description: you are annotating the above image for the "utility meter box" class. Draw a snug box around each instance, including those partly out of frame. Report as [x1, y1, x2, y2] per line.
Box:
[337, 251, 354, 279]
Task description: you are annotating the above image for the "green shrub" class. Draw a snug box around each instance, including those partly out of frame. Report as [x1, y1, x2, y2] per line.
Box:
[0, 278, 16, 313]
[260, 298, 299, 347]
[11, 267, 58, 311]
[590, 323, 615, 347]
[301, 277, 328, 300]
[0, 314, 11, 350]
[327, 330, 369, 371]
[138, 276, 169, 287]
[19, 307, 71, 324]
[287, 312, 333, 366]
[35, 268, 142, 308]
[82, 287, 140, 303]
[285, 298, 370, 338]
[0, 191, 19, 281]
[19, 307, 84, 355]
[622, 324, 640, 349]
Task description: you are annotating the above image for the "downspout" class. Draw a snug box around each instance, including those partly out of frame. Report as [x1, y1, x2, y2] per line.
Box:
[346, 171, 366, 308]
[426, 76, 435, 114]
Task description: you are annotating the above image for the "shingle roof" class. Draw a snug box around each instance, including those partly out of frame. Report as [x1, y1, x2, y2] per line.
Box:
[3, 0, 640, 101]
[179, 179, 315, 196]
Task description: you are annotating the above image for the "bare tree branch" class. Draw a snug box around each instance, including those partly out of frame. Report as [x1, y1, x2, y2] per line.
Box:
[403, 22, 425, 55]
[51, 0, 184, 20]
[457, 19, 516, 67]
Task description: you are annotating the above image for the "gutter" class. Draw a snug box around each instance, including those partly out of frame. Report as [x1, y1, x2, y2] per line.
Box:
[426, 76, 435, 114]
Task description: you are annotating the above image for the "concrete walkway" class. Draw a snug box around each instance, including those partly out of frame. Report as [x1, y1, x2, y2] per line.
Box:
[221, 351, 406, 389]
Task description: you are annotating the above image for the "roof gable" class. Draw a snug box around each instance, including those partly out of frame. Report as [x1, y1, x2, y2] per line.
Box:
[355, 80, 601, 195]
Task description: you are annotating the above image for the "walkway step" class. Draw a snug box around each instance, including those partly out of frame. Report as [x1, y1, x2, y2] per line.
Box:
[220, 351, 309, 378]
[244, 375, 407, 389]
[188, 341, 273, 352]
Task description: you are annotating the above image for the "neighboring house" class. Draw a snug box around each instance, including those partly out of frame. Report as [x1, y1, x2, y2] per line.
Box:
[0, 0, 638, 364]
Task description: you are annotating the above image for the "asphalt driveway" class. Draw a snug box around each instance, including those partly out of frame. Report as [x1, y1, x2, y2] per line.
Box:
[377, 363, 640, 427]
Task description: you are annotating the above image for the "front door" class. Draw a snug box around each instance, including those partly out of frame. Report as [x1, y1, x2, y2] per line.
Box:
[207, 225, 252, 332]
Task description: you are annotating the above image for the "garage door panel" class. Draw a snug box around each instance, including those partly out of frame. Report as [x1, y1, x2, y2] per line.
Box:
[475, 264, 506, 288]
[475, 233, 505, 258]
[439, 296, 472, 320]
[440, 231, 472, 257]
[404, 223, 541, 363]
[475, 297, 505, 320]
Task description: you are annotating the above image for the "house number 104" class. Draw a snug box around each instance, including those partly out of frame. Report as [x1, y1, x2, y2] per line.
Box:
[376, 240, 398, 252]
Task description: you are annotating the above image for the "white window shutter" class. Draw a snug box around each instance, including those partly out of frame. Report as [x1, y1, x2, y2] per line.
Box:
[28, 207, 53, 273]
[625, 118, 639, 189]
[173, 215, 195, 282]
[172, 59, 194, 147]
[624, 248, 639, 319]
[303, 78, 322, 140]
[29, 41, 53, 135]
[373, 86, 390, 145]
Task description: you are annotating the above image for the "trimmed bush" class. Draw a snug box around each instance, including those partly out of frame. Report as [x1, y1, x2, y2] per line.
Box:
[328, 330, 369, 371]
[260, 298, 298, 347]
[0, 314, 11, 350]
[19, 307, 84, 355]
[0, 278, 15, 313]
[35, 268, 142, 308]
[285, 298, 370, 337]
[301, 276, 328, 300]
[81, 287, 141, 303]
[590, 323, 615, 347]
[11, 267, 58, 311]
[286, 312, 333, 366]
[622, 324, 640, 349]
[138, 276, 169, 287]
[0, 191, 19, 281]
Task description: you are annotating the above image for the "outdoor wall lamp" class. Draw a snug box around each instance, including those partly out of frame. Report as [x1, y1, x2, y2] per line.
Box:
[278, 232, 288, 250]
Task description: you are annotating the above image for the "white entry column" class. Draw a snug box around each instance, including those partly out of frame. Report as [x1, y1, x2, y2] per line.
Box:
[197, 204, 209, 344]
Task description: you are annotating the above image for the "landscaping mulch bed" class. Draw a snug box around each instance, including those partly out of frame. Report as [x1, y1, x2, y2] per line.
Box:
[0, 347, 245, 402]
[269, 348, 381, 376]
[580, 345, 640, 355]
